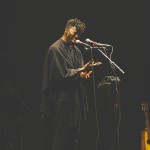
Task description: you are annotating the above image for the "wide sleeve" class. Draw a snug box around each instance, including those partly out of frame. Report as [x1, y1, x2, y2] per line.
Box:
[40, 45, 84, 114]
[48, 46, 83, 81]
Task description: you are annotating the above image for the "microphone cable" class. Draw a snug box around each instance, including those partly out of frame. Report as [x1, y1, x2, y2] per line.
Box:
[96, 44, 121, 150]
[88, 47, 100, 150]
[104, 45, 121, 150]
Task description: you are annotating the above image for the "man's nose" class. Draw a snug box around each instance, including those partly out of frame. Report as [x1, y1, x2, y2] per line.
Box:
[75, 34, 79, 38]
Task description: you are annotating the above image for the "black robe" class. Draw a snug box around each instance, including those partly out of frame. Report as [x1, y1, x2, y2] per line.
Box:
[41, 38, 88, 126]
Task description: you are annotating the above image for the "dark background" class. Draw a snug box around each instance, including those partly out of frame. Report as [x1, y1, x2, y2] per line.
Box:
[0, 0, 149, 150]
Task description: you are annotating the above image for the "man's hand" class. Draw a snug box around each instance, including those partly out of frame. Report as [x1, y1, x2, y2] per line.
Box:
[80, 60, 102, 79]
[80, 71, 93, 79]
[85, 71, 93, 78]
[89, 61, 102, 67]
[81, 60, 102, 71]
[80, 70, 99, 79]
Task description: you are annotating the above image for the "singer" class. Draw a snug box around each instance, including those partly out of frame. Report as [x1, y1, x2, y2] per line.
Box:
[40, 18, 102, 150]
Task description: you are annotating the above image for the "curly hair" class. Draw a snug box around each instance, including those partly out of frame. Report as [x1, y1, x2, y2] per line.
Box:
[65, 18, 86, 34]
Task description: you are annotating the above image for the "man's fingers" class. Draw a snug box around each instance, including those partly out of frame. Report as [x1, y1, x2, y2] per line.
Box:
[96, 62, 102, 65]
[85, 71, 93, 78]
[83, 61, 102, 71]
[88, 71, 93, 75]
[89, 61, 102, 66]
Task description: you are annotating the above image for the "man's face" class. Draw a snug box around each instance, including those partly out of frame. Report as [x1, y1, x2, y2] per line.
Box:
[65, 26, 80, 43]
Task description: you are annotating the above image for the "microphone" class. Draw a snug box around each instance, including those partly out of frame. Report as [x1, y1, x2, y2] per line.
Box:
[85, 38, 111, 47]
[76, 40, 91, 47]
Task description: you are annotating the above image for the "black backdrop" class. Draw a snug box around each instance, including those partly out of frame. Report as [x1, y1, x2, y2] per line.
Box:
[0, 0, 149, 150]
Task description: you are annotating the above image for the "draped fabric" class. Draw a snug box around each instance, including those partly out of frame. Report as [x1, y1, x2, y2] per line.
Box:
[41, 38, 88, 126]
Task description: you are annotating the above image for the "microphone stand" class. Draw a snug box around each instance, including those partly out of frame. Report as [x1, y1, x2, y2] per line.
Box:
[95, 47, 125, 74]
[94, 46, 123, 150]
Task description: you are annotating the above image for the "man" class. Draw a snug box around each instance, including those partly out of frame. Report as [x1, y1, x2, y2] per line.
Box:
[41, 18, 101, 150]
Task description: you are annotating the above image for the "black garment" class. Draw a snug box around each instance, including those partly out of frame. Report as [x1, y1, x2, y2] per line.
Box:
[40, 38, 88, 150]
[42, 101, 80, 150]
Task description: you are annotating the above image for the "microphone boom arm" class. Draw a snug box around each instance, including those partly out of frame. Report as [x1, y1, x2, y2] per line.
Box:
[96, 48, 125, 74]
